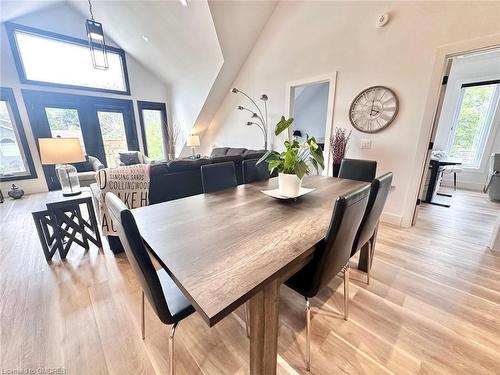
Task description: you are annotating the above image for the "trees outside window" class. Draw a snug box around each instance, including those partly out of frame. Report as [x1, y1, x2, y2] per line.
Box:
[447, 84, 499, 168]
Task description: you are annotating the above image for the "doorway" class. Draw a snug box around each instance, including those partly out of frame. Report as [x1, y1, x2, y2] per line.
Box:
[23, 90, 138, 190]
[413, 47, 500, 244]
[286, 73, 336, 176]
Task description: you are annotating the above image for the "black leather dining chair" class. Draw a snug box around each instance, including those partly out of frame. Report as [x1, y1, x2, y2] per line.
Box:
[242, 159, 270, 183]
[338, 158, 377, 182]
[201, 161, 237, 193]
[351, 172, 393, 284]
[106, 192, 195, 375]
[285, 184, 370, 371]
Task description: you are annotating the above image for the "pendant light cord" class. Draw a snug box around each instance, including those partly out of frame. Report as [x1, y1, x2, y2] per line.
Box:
[88, 0, 94, 20]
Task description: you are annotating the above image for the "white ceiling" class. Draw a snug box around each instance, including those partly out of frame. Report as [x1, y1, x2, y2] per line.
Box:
[67, 0, 223, 89]
[0, 0, 62, 22]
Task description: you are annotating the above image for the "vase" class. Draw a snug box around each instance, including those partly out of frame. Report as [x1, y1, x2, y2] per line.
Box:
[278, 173, 302, 197]
[8, 184, 24, 199]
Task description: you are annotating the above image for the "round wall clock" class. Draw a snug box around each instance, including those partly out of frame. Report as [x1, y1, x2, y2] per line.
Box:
[349, 86, 399, 133]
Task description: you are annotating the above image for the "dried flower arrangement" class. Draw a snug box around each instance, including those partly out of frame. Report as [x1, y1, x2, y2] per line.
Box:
[330, 128, 352, 175]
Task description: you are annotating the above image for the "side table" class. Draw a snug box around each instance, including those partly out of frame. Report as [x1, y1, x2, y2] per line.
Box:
[32, 189, 102, 262]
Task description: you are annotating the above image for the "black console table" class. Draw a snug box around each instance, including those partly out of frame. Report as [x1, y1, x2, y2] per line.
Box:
[423, 157, 462, 208]
[32, 188, 102, 262]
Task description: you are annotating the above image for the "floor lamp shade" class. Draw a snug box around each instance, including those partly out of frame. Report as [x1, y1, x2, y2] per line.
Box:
[39, 138, 85, 196]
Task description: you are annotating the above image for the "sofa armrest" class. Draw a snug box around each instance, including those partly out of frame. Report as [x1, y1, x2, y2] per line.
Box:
[88, 155, 105, 171]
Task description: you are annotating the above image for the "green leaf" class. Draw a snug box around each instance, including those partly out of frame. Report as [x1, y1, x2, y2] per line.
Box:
[255, 150, 278, 164]
[275, 116, 294, 136]
[295, 160, 309, 179]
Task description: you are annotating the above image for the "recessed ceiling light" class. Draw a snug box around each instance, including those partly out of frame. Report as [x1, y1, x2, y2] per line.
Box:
[179, 0, 188, 7]
[142, 36, 149, 42]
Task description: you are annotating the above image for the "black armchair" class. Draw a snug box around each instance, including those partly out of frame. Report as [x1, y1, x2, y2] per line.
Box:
[201, 161, 237, 193]
[338, 158, 377, 182]
[351, 172, 393, 283]
[106, 193, 195, 375]
[285, 184, 370, 370]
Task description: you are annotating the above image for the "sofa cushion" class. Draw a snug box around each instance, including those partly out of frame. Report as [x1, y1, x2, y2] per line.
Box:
[210, 147, 229, 157]
[210, 155, 244, 164]
[150, 162, 170, 176]
[243, 149, 267, 159]
[167, 158, 211, 172]
[119, 151, 141, 166]
[226, 147, 247, 156]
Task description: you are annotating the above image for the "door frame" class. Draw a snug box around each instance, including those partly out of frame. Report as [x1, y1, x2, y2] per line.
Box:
[22, 89, 138, 190]
[405, 34, 500, 227]
[285, 72, 337, 176]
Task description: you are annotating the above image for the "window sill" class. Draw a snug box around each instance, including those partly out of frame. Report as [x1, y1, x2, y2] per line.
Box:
[0, 173, 38, 182]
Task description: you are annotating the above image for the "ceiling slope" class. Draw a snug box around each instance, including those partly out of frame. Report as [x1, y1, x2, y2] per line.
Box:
[184, 0, 277, 154]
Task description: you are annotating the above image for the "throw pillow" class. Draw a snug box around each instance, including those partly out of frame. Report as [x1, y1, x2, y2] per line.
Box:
[210, 147, 229, 157]
[119, 152, 141, 166]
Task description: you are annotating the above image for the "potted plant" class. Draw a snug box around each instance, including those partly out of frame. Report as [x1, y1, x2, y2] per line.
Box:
[257, 116, 324, 197]
[329, 127, 352, 177]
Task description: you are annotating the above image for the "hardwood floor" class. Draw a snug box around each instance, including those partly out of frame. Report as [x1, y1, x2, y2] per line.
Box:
[1, 188, 499, 374]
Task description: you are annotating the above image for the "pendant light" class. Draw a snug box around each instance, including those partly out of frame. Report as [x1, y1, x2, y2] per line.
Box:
[86, 0, 108, 70]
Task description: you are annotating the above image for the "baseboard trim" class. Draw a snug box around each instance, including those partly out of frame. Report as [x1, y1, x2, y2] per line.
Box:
[440, 179, 483, 191]
[381, 212, 403, 226]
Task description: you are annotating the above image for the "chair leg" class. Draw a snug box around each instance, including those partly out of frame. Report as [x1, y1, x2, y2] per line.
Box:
[454, 172, 457, 191]
[141, 290, 145, 340]
[305, 297, 311, 372]
[169, 322, 178, 375]
[244, 302, 250, 338]
[343, 264, 349, 321]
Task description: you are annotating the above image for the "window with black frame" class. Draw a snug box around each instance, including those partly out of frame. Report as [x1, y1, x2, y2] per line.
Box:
[6, 22, 130, 95]
[0, 87, 36, 181]
[446, 80, 500, 168]
[137, 101, 168, 160]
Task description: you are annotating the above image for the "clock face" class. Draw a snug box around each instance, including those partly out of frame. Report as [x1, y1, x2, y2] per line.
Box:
[349, 86, 399, 133]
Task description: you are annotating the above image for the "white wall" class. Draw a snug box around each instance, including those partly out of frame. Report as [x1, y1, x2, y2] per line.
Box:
[0, 3, 169, 194]
[293, 81, 329, 142]
[433, 51, 500, 191]
[202, 1, 500, 226]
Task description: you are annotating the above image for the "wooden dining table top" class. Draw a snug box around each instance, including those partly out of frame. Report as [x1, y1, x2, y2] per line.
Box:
[132, 176, 367, 327]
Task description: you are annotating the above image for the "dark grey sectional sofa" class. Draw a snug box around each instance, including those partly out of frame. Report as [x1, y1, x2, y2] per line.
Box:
[149, 147, 267, 203]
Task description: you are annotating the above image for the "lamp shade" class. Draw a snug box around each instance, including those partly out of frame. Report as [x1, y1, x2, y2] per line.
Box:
[39, 138, 85, 165]
[187, 135, 200, 147]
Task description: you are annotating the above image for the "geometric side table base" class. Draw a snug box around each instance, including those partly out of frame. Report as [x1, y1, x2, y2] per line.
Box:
[32, 192, 102, 262]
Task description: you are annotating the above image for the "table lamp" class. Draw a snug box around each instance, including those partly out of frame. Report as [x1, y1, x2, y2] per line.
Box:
[187, 135, 200, 158]
[39, 137, 85, 196]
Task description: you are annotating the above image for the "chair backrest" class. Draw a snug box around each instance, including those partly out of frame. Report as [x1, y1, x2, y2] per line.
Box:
[338, 158, 377, 182]
[106, 192, 174, 325]
[201, 161, 237, 193]
[243, 159, 270, 183]
[306, 184, 370, 297]
[352, 172, 393, 255]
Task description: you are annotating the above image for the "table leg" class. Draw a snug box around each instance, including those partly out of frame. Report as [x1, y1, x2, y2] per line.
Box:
[249, 279, 279, 375]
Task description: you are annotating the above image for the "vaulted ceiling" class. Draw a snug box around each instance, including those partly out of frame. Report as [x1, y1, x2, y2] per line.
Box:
[0, 0, 277, 155]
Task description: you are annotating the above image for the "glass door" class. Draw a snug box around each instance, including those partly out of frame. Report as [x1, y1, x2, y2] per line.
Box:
[97, 111, 128, 167]
[23, 90, 138, 190]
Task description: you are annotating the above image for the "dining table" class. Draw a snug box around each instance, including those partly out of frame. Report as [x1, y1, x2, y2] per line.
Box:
[132, 175, 367, 374]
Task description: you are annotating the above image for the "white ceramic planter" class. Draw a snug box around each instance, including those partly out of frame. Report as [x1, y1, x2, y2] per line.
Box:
[278, 173, 302, 197]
